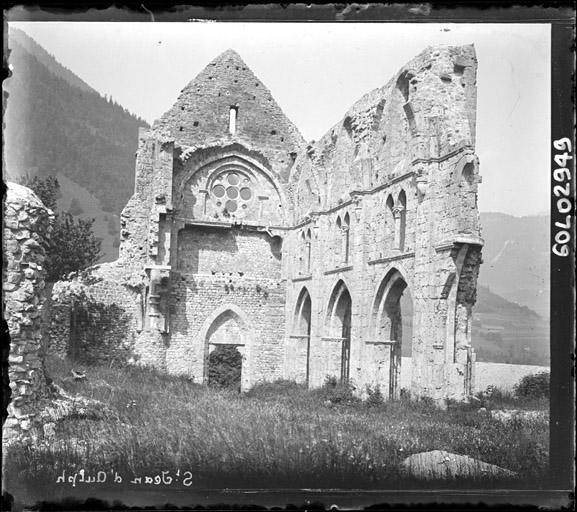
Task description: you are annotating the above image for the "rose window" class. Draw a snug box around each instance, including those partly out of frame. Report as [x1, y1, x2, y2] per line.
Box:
[210, 171, 253, 214]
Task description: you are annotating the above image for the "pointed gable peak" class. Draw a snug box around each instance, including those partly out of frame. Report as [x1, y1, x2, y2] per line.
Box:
[208, 48, 249, 69]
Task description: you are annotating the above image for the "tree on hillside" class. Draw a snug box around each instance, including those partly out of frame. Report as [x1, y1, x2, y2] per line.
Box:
[19, 175, 102, 282]
[18, 174, 60, 211]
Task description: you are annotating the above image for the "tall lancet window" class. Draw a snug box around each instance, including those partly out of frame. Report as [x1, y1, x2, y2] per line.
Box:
[393, 190, 406, 251]
[305, 228, 312, 273]
[343, 213, 351, 264]
[229, 106, 238, 135]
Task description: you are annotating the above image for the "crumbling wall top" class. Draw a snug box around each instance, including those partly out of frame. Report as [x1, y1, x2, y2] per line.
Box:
[288, 44, 478, 214]
[152, 49, 306, 181]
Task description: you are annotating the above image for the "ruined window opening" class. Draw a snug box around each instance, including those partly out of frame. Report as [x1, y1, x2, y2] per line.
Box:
[305, 229, 312, 273]
[299, 231, 306, 272]
[403, 103, 417, 135]
[386, 195, 395, 246]
[343, 116, 353, 138]
[462, 161, 475, 185]
[372, 100, 386, 131]
[454, 64, 465, 76]
[396, 190, 407, 251]
[336, 216, 342, 264]
[343, 213, 351, 264]
[229, 106, 238, 134]
[293, 287, 312, 385]
[396, 71, 413, 102]
[372, 270, 413, 399]
[210, 169, 253, 216]
[325, 280, 352, 383]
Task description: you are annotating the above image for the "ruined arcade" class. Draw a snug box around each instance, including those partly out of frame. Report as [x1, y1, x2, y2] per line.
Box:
[55, 45, 483, 402]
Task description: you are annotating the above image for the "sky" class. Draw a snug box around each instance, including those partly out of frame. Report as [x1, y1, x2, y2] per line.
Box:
[9, 22, 551, 217]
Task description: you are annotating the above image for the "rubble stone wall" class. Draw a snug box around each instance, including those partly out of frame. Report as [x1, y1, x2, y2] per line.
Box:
[3, 182, 54, 442]
[167, 275, 286, 390]
[47, 262, 143, 365]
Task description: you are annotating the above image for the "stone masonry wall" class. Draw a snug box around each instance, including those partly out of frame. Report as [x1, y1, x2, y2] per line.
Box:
[168, 274, 286, 390]
[177, 226, 282, 278]
[3, 182, 54, 443]
[47, 262, 143, 365]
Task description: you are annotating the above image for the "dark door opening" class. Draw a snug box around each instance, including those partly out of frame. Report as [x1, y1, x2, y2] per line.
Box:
[208, 344, 242, 392]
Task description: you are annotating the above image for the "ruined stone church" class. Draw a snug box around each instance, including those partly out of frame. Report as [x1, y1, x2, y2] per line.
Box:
[52, 44, 483, 403]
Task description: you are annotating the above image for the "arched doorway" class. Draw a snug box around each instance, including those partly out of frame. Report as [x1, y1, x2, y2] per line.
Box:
[326, 280, 352, 383]
[293, 287, 312, 384]
[202, 306, 250, 391]
[372, 269, 413, 398]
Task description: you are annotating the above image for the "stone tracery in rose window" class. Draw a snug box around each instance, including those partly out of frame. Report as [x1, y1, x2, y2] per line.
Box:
[209, 169, 254, 216]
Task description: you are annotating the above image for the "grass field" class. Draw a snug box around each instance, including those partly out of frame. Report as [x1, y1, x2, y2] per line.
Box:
[4, 356, 549, 491]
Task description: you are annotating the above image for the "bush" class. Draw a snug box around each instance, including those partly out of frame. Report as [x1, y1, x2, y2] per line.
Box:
[245, 379, 305, 399]
[314, 375, 358, 405]
[365, 385, 385, 408]
[514, 372, 550, 399]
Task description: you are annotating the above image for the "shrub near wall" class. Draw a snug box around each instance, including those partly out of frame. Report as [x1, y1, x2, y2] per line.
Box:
[514, 372, 550, 399]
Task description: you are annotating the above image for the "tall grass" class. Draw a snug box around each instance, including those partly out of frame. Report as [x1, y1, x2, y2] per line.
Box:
[4, 357, 549, 490]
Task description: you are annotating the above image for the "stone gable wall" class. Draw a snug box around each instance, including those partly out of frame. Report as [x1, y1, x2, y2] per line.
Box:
[153, 49, 305, 182]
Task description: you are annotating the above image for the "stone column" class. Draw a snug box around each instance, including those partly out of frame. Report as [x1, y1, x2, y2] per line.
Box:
[3, 182, 54, 444]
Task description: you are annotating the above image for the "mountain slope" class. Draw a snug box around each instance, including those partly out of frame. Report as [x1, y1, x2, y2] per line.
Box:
[472, 285, 548, 365]
[478, 212, 549, 318]
[7, 28, 95, 94]
[4, 28, 148, 217]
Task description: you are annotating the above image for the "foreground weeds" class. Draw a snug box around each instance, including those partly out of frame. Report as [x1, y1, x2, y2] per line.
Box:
[4, 357, 549, 490]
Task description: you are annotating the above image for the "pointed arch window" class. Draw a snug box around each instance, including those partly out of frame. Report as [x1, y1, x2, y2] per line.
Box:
[336, 216, 342, 266]
[299, 229, 312, 274]
[335, 214, 351, 266]
[305, 228, 312, 273]
[396, 190, 407, 251]
[386, 195, 395, 247]
[343, 213, 350, 264]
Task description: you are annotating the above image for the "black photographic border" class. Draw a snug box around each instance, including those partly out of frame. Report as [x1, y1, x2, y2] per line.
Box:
[2, 2, 575, 510]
